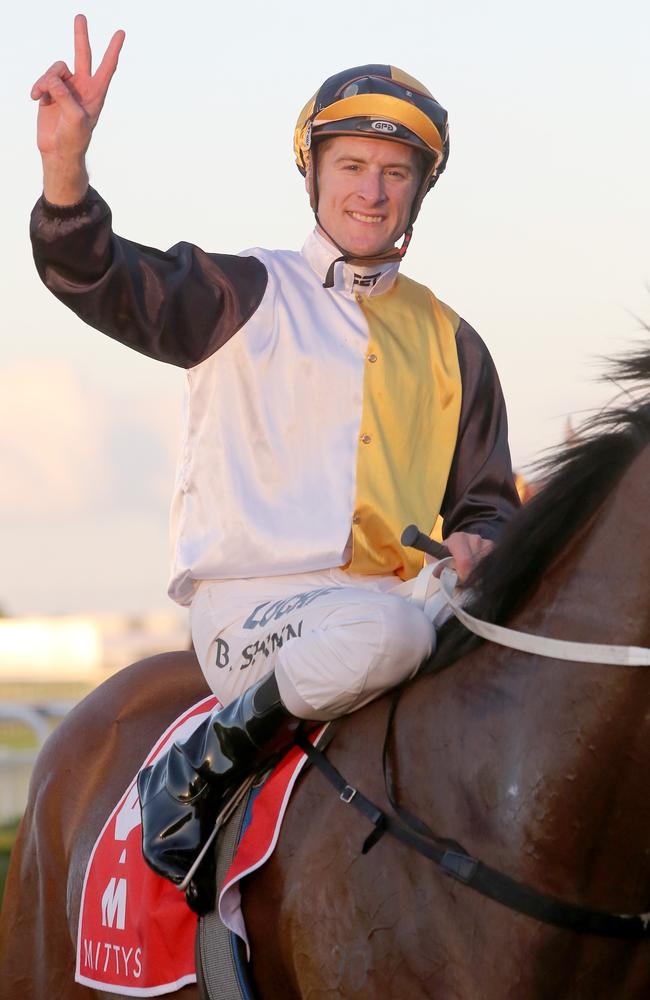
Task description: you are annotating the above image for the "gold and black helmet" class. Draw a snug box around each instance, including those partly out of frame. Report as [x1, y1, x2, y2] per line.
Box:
[294, 64, 449, 221]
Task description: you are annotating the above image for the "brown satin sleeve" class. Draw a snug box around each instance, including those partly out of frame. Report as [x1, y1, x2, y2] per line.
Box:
[440, 318, 520, 541]
[30, 187, 268, 368]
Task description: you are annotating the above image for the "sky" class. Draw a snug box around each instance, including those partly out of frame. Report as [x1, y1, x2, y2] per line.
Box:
[2, 0, 649, 617]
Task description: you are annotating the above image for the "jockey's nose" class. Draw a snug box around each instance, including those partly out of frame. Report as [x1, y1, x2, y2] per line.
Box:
[358, 167, 387, 204]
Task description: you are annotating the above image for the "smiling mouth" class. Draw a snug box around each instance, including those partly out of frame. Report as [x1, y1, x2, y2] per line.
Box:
[348, 211, 385, 224]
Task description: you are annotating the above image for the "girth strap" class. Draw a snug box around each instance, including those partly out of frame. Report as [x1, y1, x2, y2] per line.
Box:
[294, 729, 650, 939]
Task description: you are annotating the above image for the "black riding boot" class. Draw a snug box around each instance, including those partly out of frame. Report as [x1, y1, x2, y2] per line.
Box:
[137, 670, 301, 913]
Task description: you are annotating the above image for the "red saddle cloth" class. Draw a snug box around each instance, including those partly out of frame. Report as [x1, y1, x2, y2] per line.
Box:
[75, 696, 322, 996]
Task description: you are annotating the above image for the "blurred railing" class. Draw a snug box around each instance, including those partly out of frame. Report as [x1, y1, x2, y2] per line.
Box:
[0, 695, 84, 824]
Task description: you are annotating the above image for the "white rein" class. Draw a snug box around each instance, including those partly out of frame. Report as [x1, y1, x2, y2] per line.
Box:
[412, 557, 650, 667]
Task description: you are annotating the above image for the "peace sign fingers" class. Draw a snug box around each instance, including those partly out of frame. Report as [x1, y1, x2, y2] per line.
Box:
[71, 13, 125, 107]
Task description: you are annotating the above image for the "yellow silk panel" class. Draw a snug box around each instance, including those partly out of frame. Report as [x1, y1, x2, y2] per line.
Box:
[347, 277, 461, 580]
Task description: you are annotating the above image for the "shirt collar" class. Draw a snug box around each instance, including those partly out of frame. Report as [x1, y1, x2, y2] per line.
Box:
[301, 228, 400, 297]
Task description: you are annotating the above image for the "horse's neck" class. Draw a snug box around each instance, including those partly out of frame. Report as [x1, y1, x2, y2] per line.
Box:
[514, 441, 650, 653]
[501, 442, 650, 784]
[400, 444, 650, 907]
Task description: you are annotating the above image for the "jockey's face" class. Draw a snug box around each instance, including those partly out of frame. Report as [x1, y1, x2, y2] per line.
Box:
[314, 136, 420, 257]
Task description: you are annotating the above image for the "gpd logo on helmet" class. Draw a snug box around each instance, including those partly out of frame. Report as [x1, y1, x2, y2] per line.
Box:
[370, 120, 397, 134]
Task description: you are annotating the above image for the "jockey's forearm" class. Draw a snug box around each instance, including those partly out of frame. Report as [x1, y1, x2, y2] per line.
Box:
[41, 152, 89, 207]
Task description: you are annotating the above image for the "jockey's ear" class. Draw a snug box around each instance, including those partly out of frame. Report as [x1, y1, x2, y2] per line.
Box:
[304, 154, 319, 215]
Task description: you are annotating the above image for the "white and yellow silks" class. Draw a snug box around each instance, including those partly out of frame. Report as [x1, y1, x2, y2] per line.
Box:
[169, 231, 462, 604]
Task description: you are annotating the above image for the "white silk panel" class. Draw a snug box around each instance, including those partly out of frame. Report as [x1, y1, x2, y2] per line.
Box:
[168, 233, 395, 605]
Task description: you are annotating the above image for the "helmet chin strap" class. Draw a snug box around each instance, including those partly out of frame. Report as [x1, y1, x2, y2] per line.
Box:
[316, 213, 414, 289]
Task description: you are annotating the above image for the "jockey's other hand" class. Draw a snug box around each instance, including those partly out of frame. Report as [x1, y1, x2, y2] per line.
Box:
[443, 531, 493, 585]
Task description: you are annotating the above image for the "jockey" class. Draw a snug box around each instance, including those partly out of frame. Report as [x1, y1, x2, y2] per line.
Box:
[30, 20, 520, 912]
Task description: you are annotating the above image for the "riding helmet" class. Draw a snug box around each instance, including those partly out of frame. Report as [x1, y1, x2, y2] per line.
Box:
[294, 64, 450, 226]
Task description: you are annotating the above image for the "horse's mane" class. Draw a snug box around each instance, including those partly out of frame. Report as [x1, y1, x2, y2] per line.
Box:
[427, 346, 650, 673]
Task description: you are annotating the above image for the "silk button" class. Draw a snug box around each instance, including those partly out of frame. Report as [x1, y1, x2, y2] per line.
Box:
[367, 353, 378, 363]
[361, 434, 372, 445]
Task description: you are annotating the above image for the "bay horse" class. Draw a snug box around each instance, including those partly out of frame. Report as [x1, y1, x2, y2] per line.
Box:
[2, 350, 650, 999]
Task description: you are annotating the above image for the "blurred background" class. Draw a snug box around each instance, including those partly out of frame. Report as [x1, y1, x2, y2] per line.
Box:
[1, 0, 649, 893]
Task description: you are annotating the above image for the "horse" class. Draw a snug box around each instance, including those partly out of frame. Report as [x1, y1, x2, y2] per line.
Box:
[1, 348, 650, 999]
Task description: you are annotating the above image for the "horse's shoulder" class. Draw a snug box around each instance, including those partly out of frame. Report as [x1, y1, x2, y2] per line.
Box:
[80, 648, 204, 723]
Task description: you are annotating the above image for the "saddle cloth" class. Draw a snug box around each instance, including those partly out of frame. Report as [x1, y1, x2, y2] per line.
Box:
[75, 696, 324, 996]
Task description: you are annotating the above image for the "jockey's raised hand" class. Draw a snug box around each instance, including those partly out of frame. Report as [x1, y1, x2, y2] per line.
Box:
[30, 13, 125, 205]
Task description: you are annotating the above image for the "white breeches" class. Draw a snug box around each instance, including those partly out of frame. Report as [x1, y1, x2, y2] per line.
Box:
[190, 568, 436, 720]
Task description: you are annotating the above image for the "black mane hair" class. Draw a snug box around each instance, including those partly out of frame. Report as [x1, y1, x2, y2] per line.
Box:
[426, 347, 650, 674]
